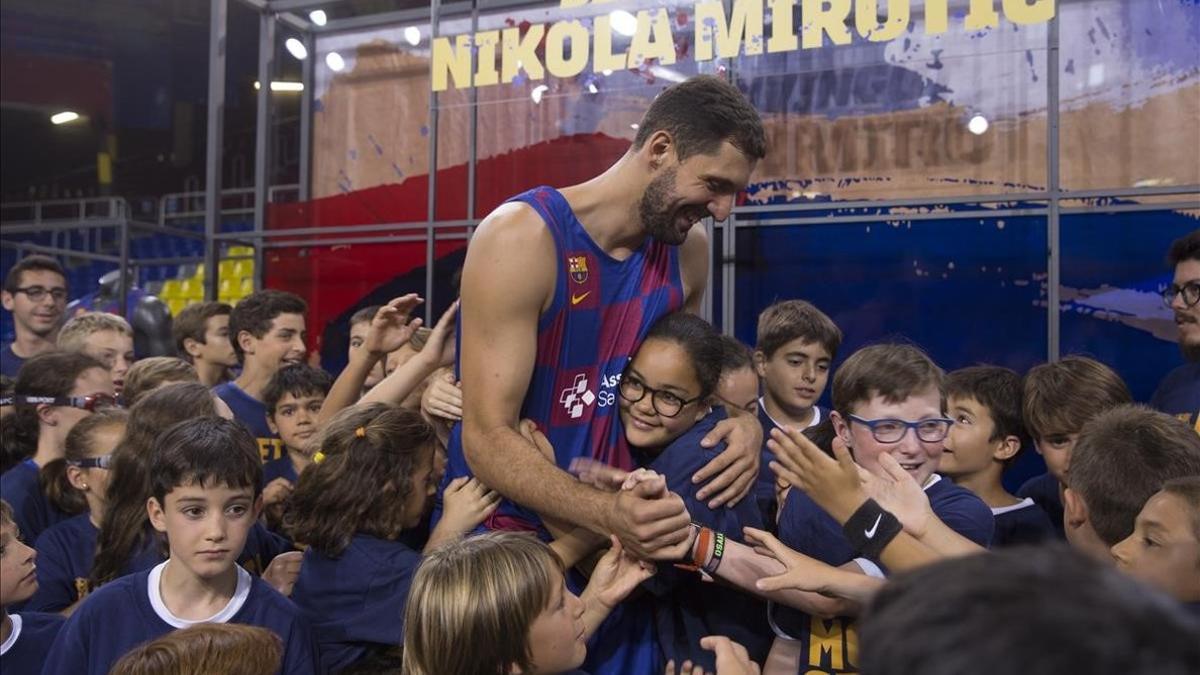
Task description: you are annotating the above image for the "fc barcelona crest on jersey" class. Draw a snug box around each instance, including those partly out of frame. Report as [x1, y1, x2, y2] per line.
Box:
[568, 255, 589, 284]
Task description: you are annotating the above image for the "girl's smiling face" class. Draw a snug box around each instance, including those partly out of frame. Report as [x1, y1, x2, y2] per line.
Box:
[618, 338, 709, 451]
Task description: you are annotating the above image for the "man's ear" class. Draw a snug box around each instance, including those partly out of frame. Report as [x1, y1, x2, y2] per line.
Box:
[993, 435, 1022, 463]
[753, 350, 768, 378]
[643, 129, 674, 169]
[147, 497, 168, 533]
[1063, 487, 1088, 530]
[1, 291, 13, 312]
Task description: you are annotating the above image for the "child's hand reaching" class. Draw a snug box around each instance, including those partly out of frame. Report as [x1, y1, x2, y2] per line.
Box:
[262, 477, 294, 507]
[262, 551, 303, 597]
[742, 527, 841, 595]
[582, 536, 656, 615]
[439, 476, 501, 536]
[664, 636, 761, 675]
[365, 294, 424, 357]
[861, 452, 935, 539]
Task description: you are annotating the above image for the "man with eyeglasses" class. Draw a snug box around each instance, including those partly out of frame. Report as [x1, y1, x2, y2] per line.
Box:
[1151, 230, 1200, 434]
[1, 255, 70, 378]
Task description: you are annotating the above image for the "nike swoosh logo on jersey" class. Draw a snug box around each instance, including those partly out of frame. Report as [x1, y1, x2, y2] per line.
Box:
[864, 514, 882, 539]
[571, 291, 590, 305]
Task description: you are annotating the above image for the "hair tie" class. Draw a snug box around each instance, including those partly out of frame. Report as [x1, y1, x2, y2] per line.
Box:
[355, 426, 366, 438]
[313, 451, 327, 464]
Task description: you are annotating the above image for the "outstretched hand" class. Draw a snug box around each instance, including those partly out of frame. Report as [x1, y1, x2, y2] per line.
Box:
[767, 427, 866, 523]
[364, 293, 424, 356]
[585, 535, 657, 610]
[861, 453, 934, 538]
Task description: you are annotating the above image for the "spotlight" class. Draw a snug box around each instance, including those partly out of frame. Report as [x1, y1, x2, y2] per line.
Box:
[51, 111, 80, 125]
[285, 38, 308, 60]
[325, 51, 345, 72]
[531, 84, 549, 104]
[308, 10, 327, 26]
[967, 114, 989, 135]
[404, 26, 421, 46]
[610, 10, 637, 37]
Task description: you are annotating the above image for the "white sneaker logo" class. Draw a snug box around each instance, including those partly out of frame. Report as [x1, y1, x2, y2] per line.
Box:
[864, 514, 883, 539]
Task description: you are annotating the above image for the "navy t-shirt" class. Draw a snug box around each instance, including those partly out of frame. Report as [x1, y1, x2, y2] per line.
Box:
[28, 513, 99, 612]
[0, 460, 69, 543]
[0, 342, 25, 378]
[1151, 362, 1200, 433]
[771, 475, 994, 674]
[290, 533, 422, 673]
[991, 498, 1056, 548]
[213, 381, 284, 462]
[0, 612, 64, 675]
[756, 401, 826, 527]
[635, 407, 772, 670]
[42, 563, 318, 675]
[262, 456, 300, 485]
[1018, 472, 1065, 539]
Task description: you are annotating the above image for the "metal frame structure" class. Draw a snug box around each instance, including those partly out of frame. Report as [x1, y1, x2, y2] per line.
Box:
[5, 1, 1196, 365]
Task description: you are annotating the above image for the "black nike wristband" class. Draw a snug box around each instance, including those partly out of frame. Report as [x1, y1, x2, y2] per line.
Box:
[842, 498, 903, 560]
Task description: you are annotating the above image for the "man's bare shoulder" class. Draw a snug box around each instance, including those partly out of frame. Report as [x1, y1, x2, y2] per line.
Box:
[470, 201, 552, 251]
[464, 201, 556, 309]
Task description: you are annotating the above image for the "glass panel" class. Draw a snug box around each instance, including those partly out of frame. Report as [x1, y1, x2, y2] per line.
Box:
[1059, 210, 1197, 402]
[737, 2, 1048, 203]
[1058, 0, 1200, 191]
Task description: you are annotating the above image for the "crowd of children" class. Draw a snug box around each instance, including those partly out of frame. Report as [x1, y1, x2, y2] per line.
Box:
[1, 227, 1199, 675]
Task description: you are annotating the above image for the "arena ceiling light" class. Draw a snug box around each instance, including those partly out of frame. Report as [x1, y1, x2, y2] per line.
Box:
[610, 10, 638, 37]
[285, 38, 308, 60]
[404, 26, 421, 46]
[308, 10, 327, 26]
[50, 111, 81, 125]
[530, 84, 549, 104]
[254, 81, 305, 92]
[968, 114, 989, 135]
[325, 51, 345, 72]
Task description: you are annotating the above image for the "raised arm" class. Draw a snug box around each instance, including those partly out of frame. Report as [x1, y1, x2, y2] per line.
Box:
[460, 205, 691, 560]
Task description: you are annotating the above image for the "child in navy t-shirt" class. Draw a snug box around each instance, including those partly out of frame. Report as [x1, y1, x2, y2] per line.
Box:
[42, 418, 317, 674]
[607, 313, 772, 671]
[940, 367, 1055, 547]
[260, 364, 332, 533]
[1, 499, 65, 675]
[287, 403, 498, 673]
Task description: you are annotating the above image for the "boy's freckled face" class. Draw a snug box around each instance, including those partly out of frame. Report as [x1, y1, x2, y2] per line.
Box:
[268, 392, 325, 454]
[839, 388, 945, 487]
[0, 521, 39, 605]
[941, 396, 998, 477]
[148, 482, 261, 580]
[1111, 491, 1200, 602]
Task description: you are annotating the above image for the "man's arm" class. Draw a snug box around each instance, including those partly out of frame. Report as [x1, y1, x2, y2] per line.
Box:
[678, 225, 761, 508]
[460, 205, 691, 559]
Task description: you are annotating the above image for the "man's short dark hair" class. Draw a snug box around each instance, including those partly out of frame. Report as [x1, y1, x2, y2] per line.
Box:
[4, 254, 67, 293]
[1166, 230, 1200, 266]
[349, 305, 382, 327]
[263, 364, 333, 417]
[633, 75, 766, 162]
[860, 544, 1200, 675]
[150, 417, 263, 504]
[172, 302, 232, 359]
[227, 290, 307, 363]
[1068, 404, 1200, 545]
[946, 366, 1030, 461]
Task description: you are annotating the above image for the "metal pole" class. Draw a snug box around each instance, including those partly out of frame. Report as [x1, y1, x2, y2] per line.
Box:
[465, 0, 478, 239]
[425, 0, 441, 322]
[254, 10, 275, 294]
[299, 30, 314, 203]
[119, 219, 130, 315]
[722, 214, 736, 336]
[1047, 10, 1061, 363]
[204, 0, 228, 302]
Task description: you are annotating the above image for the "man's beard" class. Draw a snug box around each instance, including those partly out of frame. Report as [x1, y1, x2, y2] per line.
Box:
[1181, 335, 1200, 363]
[638, 168, 705, 246]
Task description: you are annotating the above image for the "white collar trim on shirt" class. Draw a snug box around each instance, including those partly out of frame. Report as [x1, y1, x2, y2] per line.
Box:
[923, 473, 942, 492]
[147, 561, 252, 629]
[0, 614, 22, 655]
[990, 497, 1037, 516]
[758, 397, 822, 430]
